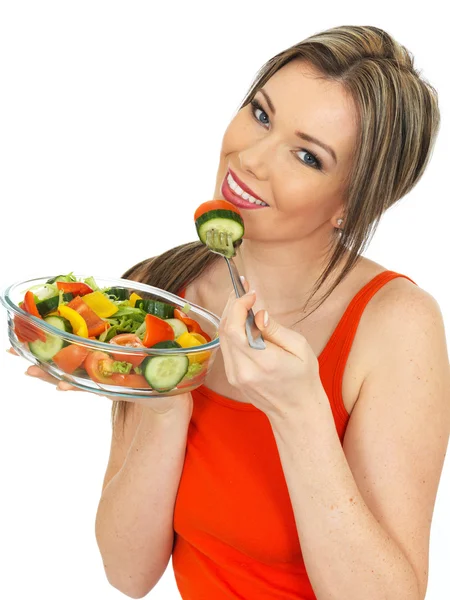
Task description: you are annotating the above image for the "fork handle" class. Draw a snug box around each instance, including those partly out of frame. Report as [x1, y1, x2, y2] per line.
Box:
[224, 258, 266, 350]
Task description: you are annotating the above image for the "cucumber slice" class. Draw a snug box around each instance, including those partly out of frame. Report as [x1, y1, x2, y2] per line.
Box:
[44, 316, 73, 333]
[142, 351, 189, 392]
[151, 340, 182, 349]
[36, 293, 73, 316]
[164, 318, 188, 339]
[28, 316, 72, 361]
[195, 209, 244, 245]
[135, 299, 174, 319]
[105, 287, 130, 300]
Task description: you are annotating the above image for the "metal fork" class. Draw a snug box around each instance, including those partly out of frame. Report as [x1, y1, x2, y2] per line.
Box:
[205, 229, 266, 350]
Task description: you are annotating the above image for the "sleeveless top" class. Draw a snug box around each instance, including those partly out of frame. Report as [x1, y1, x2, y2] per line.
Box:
[171, 270, 416, 600]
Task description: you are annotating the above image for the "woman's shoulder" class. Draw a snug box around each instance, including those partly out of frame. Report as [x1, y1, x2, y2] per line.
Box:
[359, 257, 440, 319]
[354, 257, 446, 375]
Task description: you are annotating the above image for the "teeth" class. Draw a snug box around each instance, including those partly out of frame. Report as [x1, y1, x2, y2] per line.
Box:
[227, 173, 268, 206]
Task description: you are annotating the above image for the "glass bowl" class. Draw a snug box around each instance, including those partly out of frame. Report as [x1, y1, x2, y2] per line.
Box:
[1, 275, 221, 402]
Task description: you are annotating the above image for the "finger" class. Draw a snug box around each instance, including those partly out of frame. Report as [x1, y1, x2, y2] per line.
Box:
[226, 288, 257, 339]
[239, 275, 250, 294]
[25, 365, 58, 384]
[7, 347, 18, 355]
[56, 381, 79, 391]
[252, 310, 312, 358]
[26, 365, 46, 377]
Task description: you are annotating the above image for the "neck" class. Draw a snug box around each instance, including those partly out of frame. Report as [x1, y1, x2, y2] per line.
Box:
[230, 238, 347, 319]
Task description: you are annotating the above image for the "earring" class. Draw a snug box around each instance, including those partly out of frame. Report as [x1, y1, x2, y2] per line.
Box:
[337, 218, 344, 227]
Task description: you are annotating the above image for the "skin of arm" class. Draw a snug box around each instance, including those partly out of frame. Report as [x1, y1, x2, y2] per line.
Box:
[95, 400, 192, 599]
[268, 284, 450, 600]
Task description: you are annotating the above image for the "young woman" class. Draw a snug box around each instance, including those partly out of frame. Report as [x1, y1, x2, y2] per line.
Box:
[28, 25, 450, 599]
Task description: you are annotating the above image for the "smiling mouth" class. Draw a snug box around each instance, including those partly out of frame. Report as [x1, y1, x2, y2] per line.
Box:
[224, 170, 269, 206]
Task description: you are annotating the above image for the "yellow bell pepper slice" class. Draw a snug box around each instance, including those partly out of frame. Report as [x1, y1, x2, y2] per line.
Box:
[190, 333, 207, 345]
[176, 331, 211, 364]
[82, 291, 118, 318]
[58, 305, 89, 338]
[129, 292, 142, 308]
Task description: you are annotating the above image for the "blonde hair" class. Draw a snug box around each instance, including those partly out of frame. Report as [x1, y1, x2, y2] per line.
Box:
[237, 25, 440, 308]
[112, 25, 440, 432]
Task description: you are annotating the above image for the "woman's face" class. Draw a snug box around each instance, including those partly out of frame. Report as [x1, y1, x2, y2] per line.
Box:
[214, 60, 358, 245]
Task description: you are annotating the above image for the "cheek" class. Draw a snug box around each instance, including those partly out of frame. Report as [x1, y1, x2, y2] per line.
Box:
[273, 171, 323, 206]
[221, 113, 253, 155]
[272, 173, 343, 219]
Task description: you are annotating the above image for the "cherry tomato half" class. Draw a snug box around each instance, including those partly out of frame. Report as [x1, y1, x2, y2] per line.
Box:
[111, 373, 151, 388]
[84, 351, 115, 384]
[109, 334, 146, 368]
[52, 345, 90, 374]
[194, 199, 242, 222]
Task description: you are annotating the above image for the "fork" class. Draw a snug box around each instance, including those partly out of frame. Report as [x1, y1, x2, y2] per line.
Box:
[205, 229, 266, 350]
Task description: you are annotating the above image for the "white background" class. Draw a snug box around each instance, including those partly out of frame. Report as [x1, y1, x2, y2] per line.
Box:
[0, 1, 448, 598]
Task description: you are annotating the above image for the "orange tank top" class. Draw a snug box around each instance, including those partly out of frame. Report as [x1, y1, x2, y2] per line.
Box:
[172, 271, 416, 599]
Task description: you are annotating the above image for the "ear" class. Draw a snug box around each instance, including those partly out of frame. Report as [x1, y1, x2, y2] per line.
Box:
[330, 203, 346, 229]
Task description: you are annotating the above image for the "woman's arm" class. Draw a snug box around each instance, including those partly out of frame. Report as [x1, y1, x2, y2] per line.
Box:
[269, 283, 450, 600]
[95, 396, 192, 599]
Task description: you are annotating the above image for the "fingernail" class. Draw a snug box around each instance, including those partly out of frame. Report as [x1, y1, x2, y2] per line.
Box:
[246, 289, 256, 296]
[240, 275, 246, 284]
[263, 311, 269, 327]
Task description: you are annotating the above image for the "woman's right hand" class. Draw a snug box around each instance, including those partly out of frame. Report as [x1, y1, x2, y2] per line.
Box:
[8, 347, 194, 413]
[8, 347, 78, 391]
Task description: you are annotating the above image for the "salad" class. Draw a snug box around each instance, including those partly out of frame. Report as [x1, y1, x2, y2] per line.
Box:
[13, 273, 213, 392]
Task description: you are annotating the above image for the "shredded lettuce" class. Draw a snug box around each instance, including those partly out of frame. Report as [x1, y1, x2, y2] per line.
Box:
[181, 303, 191, 314]
[185, 363, 203, 379]
[110, 306, 145, 318]
[134, 365, 143, 375]
[112, 361, 133, 374]
[26, 283, 58, 301]
[83, 276, 100, 291]
[46, 273, 77, 284]
[134, 320, 147, 341]
[99, 309, 146, 342]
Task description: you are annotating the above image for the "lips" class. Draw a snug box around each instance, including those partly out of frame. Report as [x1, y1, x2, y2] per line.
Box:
[228, 168, 265, 202]
[221, 175, 268, 209]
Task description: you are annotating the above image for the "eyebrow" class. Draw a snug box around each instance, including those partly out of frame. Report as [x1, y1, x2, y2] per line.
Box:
[258, 88, 337, 164]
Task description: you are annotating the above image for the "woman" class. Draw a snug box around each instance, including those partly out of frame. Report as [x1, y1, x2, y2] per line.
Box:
[29, 25, 449, 599]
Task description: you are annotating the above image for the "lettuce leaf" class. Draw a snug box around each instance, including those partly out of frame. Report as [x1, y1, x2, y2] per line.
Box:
[83, 276, 100, 291]
[185, 363, 203, 379]
[112, 361, 133, 374]
[46, 273, 77, 284]
[99, 309, 146, 342]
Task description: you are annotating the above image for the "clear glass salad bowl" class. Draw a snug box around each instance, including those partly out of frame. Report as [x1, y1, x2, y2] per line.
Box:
[0, 275, 221, 401]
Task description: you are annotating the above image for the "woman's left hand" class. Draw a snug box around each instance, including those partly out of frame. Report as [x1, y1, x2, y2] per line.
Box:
[218, 277, 327, 422]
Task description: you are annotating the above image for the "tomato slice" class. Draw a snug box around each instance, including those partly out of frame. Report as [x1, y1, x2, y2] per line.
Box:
[56, 282, 93, 296]
[194, 199, 242, 222]
[143, 314, 175, 348]
[66, 296, 109, 338]
[111, 373, 151, 388]
[109, 334, 146, 368]
[84, 351, 115, 384]
[52, 345, 90, 374]
[14, 298, 46, 343]
[14, 316, 43, 343]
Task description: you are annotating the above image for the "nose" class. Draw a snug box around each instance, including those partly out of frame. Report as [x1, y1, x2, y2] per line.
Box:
[238, 135, 278, 182]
